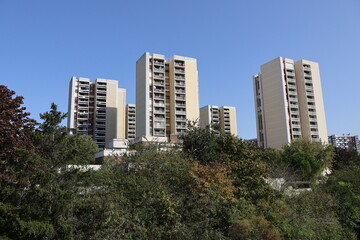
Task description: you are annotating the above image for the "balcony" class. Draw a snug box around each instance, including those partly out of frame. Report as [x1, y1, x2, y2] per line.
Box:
[77, 127, 88, 131]
[154, 60, 164, 66]
[154, 109, 165, 114]
[287, 78, 296, 83]
[78, 121, 89, 126]
[78, 103, 89, 107]
[95, 135, 106, 139]
[154, 130, 165, 136]
[175, 95, 185, 100]
[286, 71, 295, 77]
[77, 114, 88, 119]
[80, 87, 89, 92]
[307, 98, 315, 103]
[306, 91, 314, 97]
[175, 68, 185, 74]
[176, 110, 186, 115]
[307, 104, 316, 110]
[96, 103, 106, 108]
[78, 98, 89, 103]
[153, 66, 164, 72]
[175, 88, 185, 94]
[176, 115, 186, 121]
[288, 82, 296, 87]
[174, 75, 185, 80]
[175, 81, 185, 87]
[95, 128, 106, 132]
[292, 130, 301, 135]
[154, 94, 165, 100]
[305, 84, 313, 90]
[176, 124, 187, 129]
[154, 102, 165, 107]
[79, 92, 89, 96]
[174, 61, 185, 67]
[289, 103, 298, 108]
[154, 121, 166, 128]
[153, 74, 164, 79]
[154, 116, 165, 121]
[154, 80, 164, 86]
[153, 87, 165, 93]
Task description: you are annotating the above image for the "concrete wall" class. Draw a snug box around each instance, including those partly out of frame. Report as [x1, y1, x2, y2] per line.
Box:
[117, 88, 126, 139]
[260, 57, 291, 149]
[136, 53, 149, 137]
[199, 105, 212, 128]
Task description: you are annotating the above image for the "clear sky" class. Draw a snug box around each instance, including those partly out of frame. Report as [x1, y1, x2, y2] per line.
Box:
[1, 0, 359, 139]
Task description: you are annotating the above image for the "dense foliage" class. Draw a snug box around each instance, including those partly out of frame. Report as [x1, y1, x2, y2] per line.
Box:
[0, 85, 359, 239]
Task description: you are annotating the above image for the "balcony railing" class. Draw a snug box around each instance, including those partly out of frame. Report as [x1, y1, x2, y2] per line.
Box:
[176, 95, 185, 100]
[174, 62, 185, 67]
[154, 74, 164, 79]
[154, 67, 164, 72]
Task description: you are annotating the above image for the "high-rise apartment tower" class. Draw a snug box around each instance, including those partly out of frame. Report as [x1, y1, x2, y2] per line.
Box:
[328, 134, 359, 152]
[200, 105, 237, 136]
[253, 57, 328, 149]
[136, 52, 199, 141]
[68, 77, 126, 149]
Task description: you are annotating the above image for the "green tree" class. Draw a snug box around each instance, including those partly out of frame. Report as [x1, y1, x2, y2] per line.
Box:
[320, 149, 360, 238]
[282, 139, 334, 180]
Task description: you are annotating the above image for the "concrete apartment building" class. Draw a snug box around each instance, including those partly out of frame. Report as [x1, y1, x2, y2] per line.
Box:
[136, 52, 199, 141]
[126, 104, 136, 140]
[328, 134, 360, 152]
[200, 105, 237, 136]
[253, 57, 328, 149]
[68, 77, 126, 149]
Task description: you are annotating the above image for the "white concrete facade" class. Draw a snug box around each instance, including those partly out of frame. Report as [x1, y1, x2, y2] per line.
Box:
[253, 57, 328, 149]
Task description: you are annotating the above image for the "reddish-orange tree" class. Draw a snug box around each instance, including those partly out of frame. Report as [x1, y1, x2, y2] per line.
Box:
[0, 85, 36, 181]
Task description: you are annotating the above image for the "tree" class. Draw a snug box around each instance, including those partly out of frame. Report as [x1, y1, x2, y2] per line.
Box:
[180, 121, 222, 164]
[181, 123, 274, 202]
[0, 85, 36, 181]
[0, 97, 98, 239]
[320, 149, 360, 238]
[34, 103, 98, 167]
[281, 139, 334, 181]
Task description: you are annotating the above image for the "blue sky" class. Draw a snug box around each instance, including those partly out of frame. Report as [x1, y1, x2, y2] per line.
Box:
[1, 0, 359, 139]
